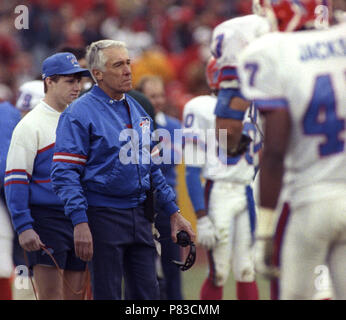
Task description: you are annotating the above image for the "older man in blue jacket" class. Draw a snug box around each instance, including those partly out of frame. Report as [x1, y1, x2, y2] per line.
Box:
[51, 40, 195, 300]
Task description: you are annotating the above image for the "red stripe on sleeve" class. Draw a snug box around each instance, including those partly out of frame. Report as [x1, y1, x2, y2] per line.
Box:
[4, 181, 29, 187]
[53, 159, 86, 165]
[32, 179, 51, 184]
[5, 169, 32, 178]
[53, 152, 87, 159]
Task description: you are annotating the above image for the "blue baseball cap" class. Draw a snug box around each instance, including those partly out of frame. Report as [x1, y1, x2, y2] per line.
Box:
[42, 52, 90, 79]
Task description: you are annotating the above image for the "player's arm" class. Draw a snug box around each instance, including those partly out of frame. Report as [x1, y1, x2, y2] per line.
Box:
[238, 34, 287, 210]
[210, 23, 253, 155]
[215, 95, 251, 156]
[182, 104, 207, 217]
[212, 64, 251, 156]
[238, 35, 287, 277]
[252, 107, 291, 279]
[260, 109, 291, 209]
[185, 166, 205, 218]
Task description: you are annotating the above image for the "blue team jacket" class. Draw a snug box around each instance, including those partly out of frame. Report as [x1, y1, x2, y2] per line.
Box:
[0, 102, 21, 189]
[51, 85, 179, 226]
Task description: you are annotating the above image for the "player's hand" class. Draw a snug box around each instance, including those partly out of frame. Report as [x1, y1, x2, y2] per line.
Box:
[74, 222, 93, 262]
[19, 228, 45, 251]
[196, 216, 218, 250]
[170, 211, 195, 244]
[254, 237, 279, 279]
[228, 133, 252, 157]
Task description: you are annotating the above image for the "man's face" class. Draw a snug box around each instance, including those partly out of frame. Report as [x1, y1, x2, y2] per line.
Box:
[142, 80, 166, 112]
[98, 47, 132, 96]
[50, 75, 82, 106]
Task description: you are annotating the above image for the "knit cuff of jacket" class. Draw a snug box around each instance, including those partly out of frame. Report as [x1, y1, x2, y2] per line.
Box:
[17, 223, 34, 236]
[162, 201, 180, 216]
[69, 209, 89, 226]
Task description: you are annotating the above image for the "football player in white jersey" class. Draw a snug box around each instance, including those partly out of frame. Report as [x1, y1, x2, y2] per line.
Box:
[238, 0, 346, 300]
[183, 57, 262, 300]
[210, 13, 270, 157]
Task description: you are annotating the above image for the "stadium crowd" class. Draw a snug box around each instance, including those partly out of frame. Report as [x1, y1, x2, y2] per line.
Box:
[0, 0, 253, 118]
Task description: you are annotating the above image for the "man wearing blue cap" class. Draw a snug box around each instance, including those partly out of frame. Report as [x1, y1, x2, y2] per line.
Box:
[5, 52, 91, 300]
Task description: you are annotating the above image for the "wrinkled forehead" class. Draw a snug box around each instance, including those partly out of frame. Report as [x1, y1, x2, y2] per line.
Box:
[102, 46, 130, 64]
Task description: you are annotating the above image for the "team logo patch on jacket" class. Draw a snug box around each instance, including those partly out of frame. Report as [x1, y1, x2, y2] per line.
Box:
[139, 117, 151, 133]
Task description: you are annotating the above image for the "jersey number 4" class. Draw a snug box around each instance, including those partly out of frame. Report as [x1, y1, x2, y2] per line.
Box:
[303, 74, 345, 157]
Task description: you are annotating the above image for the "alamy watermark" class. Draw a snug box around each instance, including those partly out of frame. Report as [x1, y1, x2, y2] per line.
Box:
[14, 265, 30, 290]
[315, 5, 329, 29]
[314, 265, 330, 292]
[118, 128, 230, 166]
[13, 4, 330, 31]
[14, 5, 29, 30]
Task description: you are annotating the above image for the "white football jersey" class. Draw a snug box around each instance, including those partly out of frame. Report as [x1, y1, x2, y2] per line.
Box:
[238, 23, 346, 207]
[210, 14, 270, 89]
[16, 80, 44, 112]
[182, 95, 262, 184]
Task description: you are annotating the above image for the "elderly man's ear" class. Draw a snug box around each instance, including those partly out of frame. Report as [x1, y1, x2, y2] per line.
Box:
[93, 70, 103, 81]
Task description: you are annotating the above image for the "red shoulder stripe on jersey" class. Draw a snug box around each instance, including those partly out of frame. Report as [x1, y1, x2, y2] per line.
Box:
[37, 143, 55, 154]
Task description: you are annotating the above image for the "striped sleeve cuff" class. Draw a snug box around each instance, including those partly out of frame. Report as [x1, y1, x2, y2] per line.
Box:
[53, 152, 87, 165]
[4, 169, 31, 186]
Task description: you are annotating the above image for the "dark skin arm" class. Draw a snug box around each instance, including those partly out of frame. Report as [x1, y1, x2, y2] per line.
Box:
[215, 97, 251, 154]
[259, 109, 291, 209]
[195, 209, 207, 219]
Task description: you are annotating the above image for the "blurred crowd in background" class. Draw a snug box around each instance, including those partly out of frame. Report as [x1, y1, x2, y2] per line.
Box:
[0, 0, 254, 119]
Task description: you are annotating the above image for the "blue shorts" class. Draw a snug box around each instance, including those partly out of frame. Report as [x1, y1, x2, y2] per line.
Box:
[26, 205, 86, 272]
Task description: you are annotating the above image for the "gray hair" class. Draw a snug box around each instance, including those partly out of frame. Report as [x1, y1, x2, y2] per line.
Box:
[85, 40, 128, 82]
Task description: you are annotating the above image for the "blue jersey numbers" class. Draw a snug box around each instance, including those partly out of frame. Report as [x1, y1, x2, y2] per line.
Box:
[303, 74, 345, 156]
[212, 34, 224, 59]
[244, 63, 259, 87]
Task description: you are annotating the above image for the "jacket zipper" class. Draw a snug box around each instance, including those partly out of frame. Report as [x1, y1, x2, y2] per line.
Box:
[124, 99, 143, 204]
